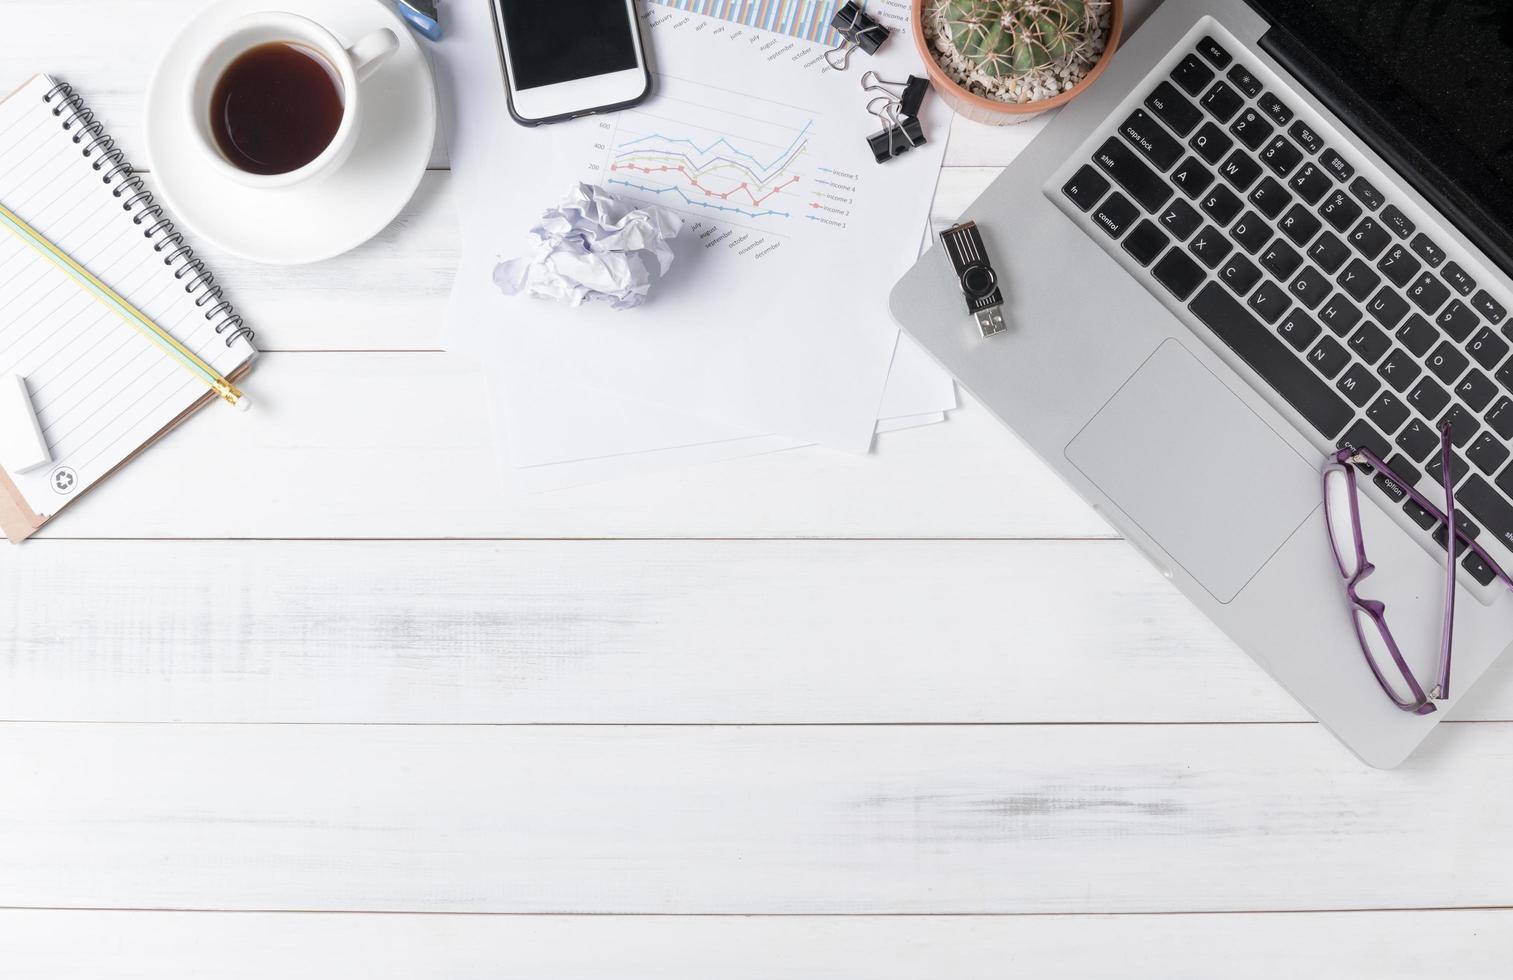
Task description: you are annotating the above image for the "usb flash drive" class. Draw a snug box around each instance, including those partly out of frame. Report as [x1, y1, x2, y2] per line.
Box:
[939, 221, 1004, 337]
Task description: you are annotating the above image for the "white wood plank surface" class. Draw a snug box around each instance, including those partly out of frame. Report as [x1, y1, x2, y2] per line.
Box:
[3, 722, 1508, 914]
[7, 538, 1513, 724]
[4, 909, 1507, 979]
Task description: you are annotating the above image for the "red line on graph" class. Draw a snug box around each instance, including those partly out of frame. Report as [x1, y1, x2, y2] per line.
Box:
[610, 162, 800, 206]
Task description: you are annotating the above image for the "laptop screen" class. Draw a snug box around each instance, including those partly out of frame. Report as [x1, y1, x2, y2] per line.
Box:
[1253, 0, 1513, 271]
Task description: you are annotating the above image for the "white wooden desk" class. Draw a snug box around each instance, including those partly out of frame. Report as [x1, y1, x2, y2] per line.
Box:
[3, 4, 1513, 976]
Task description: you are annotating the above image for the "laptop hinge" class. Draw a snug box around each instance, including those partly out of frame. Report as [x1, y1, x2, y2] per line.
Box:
[1255, 20, 1513, 282]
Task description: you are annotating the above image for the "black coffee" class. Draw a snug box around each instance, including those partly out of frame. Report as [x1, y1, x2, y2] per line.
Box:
[210, 42, 345, 176]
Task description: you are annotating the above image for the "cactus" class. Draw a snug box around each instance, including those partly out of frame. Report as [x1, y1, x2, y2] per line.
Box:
[938, 0, 1099, 78]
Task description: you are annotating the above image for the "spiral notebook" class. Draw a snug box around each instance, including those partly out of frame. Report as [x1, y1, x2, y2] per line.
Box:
[0, 75, 256, 543]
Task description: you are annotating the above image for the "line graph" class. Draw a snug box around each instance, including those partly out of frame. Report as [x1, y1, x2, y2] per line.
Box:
[585, 75, 857, 250]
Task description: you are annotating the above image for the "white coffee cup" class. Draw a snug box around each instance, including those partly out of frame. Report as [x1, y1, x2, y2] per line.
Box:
[186, 12, 397, 189]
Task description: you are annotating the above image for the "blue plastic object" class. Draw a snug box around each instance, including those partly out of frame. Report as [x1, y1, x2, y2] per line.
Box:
[395, 0, 442, 41]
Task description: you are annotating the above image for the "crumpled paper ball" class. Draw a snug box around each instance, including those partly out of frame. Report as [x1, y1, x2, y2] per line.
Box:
[493, 183, 685, 310]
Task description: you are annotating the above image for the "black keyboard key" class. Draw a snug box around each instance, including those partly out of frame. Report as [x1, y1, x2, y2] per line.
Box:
[1490, 397, 1513, 439]
[1288, 120, 1324, 154]
[1122, 219, 1170, 266]
[1501, 461, 1513, 499]
[1219, 253, 1261, 295]
[1405, 498, 1439, 530]
[1337, 363, 1381, 406]
[1338, 419, 1390, 460]
[1408, 377, 1451, 419]
[1455, 369, 1498, 412]
[1320, 148, 1354, 182]
[1277, 309, 1321, 350]
[1410, 233, 1445, 268]
[1433, 513, 1478, 548]
[1468, 326, 1510, 370]
[1464, 551, 1499, 587]
[1279, 203, 1322, 247]
[1247, 177, 1291, 219]
[1468, 431, 1511, 477]
[1172, 53, 1216, 96]
[1318, 189, 1362, 232]
[1438, 404, 1479, 447]
[1259, 135, 1303, 177]
[1120, 109, 1185, 170]
[1348, 218, 1391, 260]
[1289, 265, 1331, 309]
[1093, 191, 1141, 238]
[1226, 64, 1262, 98]
[1188, 283, 1354, 437]
[1396, 314, 1437, 356]
[1260, 240, 1303, 281]
[1170, 156, 1214, 199]
[1229, 108, 1274, 150]
[1349, 321, 1391, 364]
[1146, 82, 1203, 136]
[1189, 223, 1233, 268]
[1427, 340, 1470, 385]
[1062, 165, 1111, 212]
[1200, 81, 1244, 122]
[1188, 122, 1233, 165]
[1380, 204, 1414, 239]
[1249, 279, 1292, 324]
[1378, 348, 1422, 392]
[1350, 176, 1385, 210]
[1374, 454, 1420, 501]
[1218, 150, 1262, 190]
[1436, 299, 1480, 342]
[1397, 418, 1441, 462]
[1337, 258, 1380, 302]
[1406, 271, 1450, 316]
[1152, 247, 1207, 300]
[1197, 36, 1233, 67]
[1231, 211, 1271, 253]
[1499, 358, 1513, 393]
[1318, 294, 1363, 336]
[1472, 289, 1507, 325]
[1157, 199, 1203, 240]
[1366, 391, 1410, 435]
[1443, 261, 1476, 296]
[1289, 163, 1332, 205]
[1365, 286, 1409, 329]
[1428, 454, 1470, 492]
[1376, 244, 1420, 288]
[1309, 335, 1351, 378]
[1308, 232, 1349, 274]
[1258, 91, 1293, 126]
[1200, 185, 1244, 225]
[1456, 475, 1513, 552]
[1093, 138, 1174, 213]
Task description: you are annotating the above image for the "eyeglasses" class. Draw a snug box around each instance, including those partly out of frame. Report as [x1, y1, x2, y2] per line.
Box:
[1324, 423, 1513, 714]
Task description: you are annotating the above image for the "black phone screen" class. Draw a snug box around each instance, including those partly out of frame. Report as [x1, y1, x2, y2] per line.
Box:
[497, 0, 640, 91]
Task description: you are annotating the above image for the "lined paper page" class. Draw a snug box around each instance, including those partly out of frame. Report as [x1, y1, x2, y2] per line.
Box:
[0, 75, 253, 516]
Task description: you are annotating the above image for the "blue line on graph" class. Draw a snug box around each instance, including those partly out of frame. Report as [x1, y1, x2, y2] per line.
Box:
[608, 179, 793, 219]
[616, 120, 813, 176]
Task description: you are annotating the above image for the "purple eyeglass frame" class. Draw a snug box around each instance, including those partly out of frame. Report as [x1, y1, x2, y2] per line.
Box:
[1325, 424, 1513, 715]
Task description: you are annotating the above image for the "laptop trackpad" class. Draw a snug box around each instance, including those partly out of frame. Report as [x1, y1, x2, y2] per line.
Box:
[1065, 341, 1320, 603]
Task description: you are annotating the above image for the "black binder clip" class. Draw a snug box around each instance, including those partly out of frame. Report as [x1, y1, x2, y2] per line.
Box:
[860, 70, 929, 118]
[825, 2, 890, 71]
[865, 96, 926, 164]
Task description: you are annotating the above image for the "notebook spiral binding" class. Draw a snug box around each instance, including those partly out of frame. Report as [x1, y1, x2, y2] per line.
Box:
[41, 81, 254, 348]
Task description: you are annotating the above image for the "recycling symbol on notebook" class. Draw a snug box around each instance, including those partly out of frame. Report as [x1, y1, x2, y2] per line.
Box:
[49, 466, 77, 495]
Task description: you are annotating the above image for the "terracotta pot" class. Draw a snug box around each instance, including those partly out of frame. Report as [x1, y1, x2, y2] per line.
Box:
[912, 0, 1124, 125]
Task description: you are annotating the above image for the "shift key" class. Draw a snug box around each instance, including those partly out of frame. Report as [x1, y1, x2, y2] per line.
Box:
[1092, 137, 1174, 213]
[1456, 475, 1513, 552]
[1188, 283, 1355, 438]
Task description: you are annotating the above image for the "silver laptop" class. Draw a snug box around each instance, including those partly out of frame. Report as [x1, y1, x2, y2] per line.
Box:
[890, 0, 1513, 766]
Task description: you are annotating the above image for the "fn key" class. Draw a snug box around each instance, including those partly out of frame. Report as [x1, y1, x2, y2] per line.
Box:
[1062, 165, 1111, 212]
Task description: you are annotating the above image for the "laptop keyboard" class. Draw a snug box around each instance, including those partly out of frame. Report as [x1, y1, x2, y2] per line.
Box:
[1050, 22, 1513, 592]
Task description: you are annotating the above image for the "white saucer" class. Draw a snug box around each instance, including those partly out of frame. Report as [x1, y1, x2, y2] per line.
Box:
[144, 0, 437, 265]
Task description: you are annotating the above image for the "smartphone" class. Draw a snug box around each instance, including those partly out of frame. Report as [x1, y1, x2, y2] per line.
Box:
[489, 0, 653, 126]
